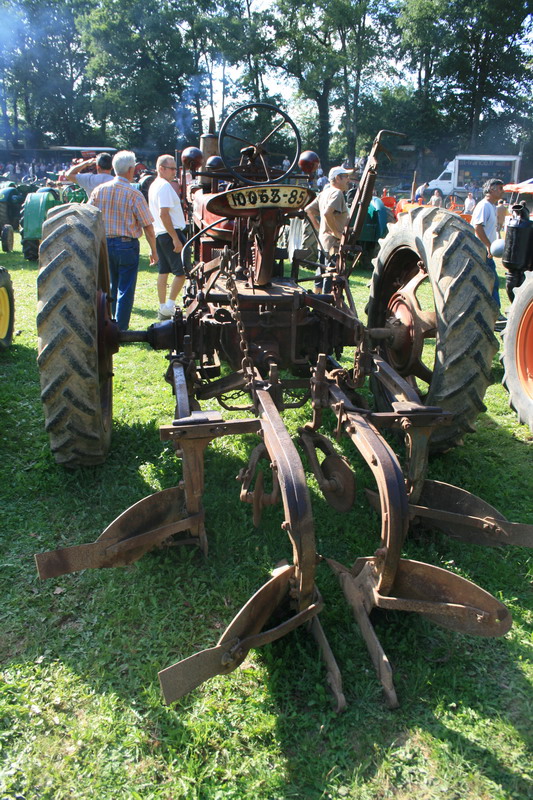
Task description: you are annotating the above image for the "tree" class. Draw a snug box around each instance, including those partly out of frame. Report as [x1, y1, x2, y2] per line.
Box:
[0, 0, 93, 147]
[440, 0, 533, 150]
[79, 0, 197, 148]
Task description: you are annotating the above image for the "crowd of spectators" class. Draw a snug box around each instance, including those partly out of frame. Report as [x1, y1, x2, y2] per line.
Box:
[0, 159, 70, 179]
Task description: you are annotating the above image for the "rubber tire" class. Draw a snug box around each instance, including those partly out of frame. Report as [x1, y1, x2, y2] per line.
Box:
[22, 238, 39, 261]
[0, 203, 8, 228]
[367, 206, 499, 452]
[502, 271, 533, 432]
[0, 267, 14, 350]
[1, 224, 14, 252]
[37, 203, 113, 466]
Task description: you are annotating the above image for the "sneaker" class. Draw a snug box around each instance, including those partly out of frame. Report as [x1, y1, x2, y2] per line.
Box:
[157, 302, 172, 321]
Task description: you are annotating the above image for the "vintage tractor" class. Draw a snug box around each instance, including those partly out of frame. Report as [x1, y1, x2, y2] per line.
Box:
[34, 104, 532, 710]
[20, 183, 87, 260]
[0, 180, 38, 251]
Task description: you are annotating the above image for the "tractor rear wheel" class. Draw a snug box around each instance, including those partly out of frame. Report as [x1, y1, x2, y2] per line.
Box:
[502, 271, 533, 433]
[367, 206, 499, 452]
[0, 267, 14, 350]
[37, 204, 115, 466]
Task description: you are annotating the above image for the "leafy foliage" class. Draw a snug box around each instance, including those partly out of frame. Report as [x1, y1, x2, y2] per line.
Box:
[0, 0, 531, 168]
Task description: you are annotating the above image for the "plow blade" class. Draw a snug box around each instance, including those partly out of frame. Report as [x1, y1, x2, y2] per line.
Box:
[366, 480, 533, 548]
[159, 563, 323, 704]
[35, 487, 198, 579]
[328, 555, 511, 706]
[329, 556, 511, 637]
[376, 557, 512, 636]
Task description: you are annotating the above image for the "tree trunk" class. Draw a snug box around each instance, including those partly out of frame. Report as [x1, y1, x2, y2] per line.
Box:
[315, 83, 331, 169]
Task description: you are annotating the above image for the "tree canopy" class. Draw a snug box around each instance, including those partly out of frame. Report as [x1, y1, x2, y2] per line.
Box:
[0, 0, 531, 169]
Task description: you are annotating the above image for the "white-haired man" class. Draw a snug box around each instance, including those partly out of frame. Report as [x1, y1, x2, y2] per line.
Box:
[89, 151, 157, 330]
[305, 166, 352, 291]
[148, 154, 187, 320]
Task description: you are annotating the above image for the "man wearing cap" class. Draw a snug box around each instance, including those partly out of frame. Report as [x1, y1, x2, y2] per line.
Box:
[305, 166, 352, 292]
[65, 153, 114, 194]
[89, 151, 157, 331]
[305, 166, 351, 254]
[148, 154, 187, 320]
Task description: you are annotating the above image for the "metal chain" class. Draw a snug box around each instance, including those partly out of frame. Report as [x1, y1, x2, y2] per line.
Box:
[225, 273, 257, 407]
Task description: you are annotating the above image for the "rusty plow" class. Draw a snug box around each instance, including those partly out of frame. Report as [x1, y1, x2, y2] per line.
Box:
[34, 348, 532, 711]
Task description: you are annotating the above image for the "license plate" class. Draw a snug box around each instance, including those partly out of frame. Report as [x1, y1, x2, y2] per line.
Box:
[226, 185, 310, 210]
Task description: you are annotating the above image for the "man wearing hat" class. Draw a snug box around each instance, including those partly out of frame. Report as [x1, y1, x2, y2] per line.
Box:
[65, 153, 114, 194]
[305, 166, 352, 254]
[305, 166, 352, 292]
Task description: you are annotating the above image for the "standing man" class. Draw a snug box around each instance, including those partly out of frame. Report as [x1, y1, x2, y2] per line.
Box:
[414, 181, 429, 202]
[428, 190, 443, 207]
[148, 154, 187, 320]
[305, 166, 352, 291]
[65, 153, 114, 194]
[464, 192, 476, 214]
[471, 178, 504, 307]
[496, 199, 507, 237]
[89, 151, 157, 330]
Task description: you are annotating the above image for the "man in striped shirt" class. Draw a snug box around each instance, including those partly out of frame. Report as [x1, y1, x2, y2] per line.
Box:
[89, 150, 157, 330]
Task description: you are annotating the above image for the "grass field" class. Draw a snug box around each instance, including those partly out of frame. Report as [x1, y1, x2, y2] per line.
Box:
[1, 231, 531, 800]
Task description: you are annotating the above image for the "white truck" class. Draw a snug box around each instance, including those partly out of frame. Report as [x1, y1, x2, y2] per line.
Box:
[427, 154, 521, 202]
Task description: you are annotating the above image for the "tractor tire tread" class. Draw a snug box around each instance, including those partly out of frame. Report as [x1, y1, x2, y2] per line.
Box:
[37, 204, 111, 466]
[368, 206, 499, 452]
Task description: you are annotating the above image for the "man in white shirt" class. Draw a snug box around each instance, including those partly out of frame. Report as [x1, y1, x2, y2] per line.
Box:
[65, 153, 114, 194]
[148, 154, 187, 320]
[471, 178, 504, 306]
[464, 192, 476, 214]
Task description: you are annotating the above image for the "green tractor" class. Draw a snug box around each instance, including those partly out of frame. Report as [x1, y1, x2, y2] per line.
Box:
[20, 183, 87, 261]
[0, 180, 37, 252]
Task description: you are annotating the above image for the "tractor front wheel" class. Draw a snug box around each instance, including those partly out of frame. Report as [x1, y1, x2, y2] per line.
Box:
[502, 271, 533, 433]
[367, 206, 499, 452]
[0, 267, 14, 350]
[37, 204, 115, 466]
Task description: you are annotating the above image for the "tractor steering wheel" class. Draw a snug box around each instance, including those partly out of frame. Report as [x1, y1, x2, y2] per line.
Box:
[218, 103, 301, 186]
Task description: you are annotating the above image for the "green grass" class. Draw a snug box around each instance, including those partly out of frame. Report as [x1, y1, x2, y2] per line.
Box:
[0, 235, 531, 800]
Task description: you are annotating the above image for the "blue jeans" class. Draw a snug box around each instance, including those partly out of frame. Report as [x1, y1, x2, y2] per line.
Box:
[486, 256, 501, 308]
[107, 238, 140, 330]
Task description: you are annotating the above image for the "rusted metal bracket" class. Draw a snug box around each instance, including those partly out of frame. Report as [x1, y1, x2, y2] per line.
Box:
[238, 442, 281, 526]
[298, 428, 356, 512]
